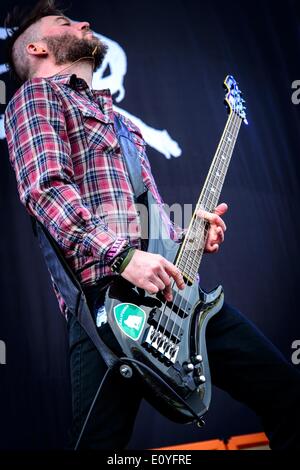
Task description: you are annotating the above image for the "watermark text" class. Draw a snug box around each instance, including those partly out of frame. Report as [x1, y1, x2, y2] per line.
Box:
[0, 339, 6, 365]
[291, 340, 300, 365]
[291, 80, 300, 105]
[0, 79, 6, 105]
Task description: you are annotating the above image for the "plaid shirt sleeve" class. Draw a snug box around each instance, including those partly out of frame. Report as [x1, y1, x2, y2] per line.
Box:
[5, 78, 128, 263]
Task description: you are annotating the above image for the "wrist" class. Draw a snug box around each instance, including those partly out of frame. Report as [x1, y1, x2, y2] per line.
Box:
[118, 247, 136, 274]
[109, 246, 136, 274]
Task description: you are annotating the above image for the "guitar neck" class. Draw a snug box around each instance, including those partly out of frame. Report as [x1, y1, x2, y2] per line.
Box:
[176, 111, 243, 282]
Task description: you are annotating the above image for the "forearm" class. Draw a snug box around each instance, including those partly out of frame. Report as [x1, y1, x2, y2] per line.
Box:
[25, 179, 128, 262]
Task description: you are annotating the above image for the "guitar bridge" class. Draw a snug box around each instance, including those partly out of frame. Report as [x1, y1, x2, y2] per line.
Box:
[143, 325, 180, 364]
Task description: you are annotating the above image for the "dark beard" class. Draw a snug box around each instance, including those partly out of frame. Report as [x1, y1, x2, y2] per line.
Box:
[42, 32, 108, 72]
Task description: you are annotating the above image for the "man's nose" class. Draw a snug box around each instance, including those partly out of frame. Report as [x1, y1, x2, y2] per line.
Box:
[76, 21, 91, 31]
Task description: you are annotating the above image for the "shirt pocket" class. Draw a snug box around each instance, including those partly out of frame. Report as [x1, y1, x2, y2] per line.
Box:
[78, 105, 119, 151]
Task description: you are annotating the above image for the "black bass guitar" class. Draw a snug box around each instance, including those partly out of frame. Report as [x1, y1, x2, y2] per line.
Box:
[104, 75, 248, 425]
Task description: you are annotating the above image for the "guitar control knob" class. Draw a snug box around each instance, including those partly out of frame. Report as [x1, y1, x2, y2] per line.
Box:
[183, 362, 194, 372]
[194, 374, 206, 385]
[192, 354, 203, 364]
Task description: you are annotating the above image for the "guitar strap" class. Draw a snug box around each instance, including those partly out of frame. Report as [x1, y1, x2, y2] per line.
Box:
[31, 114, 147, 369]
[113, 114, 147, 199]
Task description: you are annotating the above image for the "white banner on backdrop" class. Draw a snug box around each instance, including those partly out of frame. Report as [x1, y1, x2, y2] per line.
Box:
[0, 27, 182, 159]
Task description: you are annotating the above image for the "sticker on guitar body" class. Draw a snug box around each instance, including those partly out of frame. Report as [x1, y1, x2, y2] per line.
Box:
[114, 303, 146, 341]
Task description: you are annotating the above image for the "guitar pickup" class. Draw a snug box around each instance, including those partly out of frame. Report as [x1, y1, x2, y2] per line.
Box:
[156, 291, 191, 318]
[148, 309, 183, 342]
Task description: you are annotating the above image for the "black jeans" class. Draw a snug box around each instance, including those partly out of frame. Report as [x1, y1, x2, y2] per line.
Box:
[66, 285, 300, 450]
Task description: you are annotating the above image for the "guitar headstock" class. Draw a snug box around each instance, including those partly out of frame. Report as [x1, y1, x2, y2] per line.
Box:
[224, 75, 248, 125]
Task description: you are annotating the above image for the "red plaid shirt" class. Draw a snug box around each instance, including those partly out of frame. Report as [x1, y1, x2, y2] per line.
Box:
[5, 73, 182, 314]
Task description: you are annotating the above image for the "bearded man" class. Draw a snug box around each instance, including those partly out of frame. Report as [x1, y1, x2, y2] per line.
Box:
[4, 0, 300, 450]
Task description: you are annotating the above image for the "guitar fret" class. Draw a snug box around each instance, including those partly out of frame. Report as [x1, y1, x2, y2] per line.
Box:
[179, 256, 194, 267]
[178, 252, 203, 270]
[178, 255, 200, 269]
[176, 111, 243, 274]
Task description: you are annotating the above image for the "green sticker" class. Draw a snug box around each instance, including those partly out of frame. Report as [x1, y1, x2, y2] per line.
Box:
[114, 303, 146, 341]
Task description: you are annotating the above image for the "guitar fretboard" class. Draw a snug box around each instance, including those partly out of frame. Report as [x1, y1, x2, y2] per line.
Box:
[176, 111, 243, 282]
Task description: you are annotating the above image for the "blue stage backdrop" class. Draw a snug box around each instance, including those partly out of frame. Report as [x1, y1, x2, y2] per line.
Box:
[0, 0, 299, 449]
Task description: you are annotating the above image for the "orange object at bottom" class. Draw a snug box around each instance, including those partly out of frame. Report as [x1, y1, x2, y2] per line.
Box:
[226, 432, 270, 450]
[156, 432, 269, 450]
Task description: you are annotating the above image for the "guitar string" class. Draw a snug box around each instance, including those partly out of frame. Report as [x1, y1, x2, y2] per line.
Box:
[161, 113, 242, 357]
[167, 112, 240, 348]
[171, 113, 242, 352]
[169, 115, 241, 358]
[152, 111, 238, 349]
[158, 113, 238, 347]
[151, 110, 240, 352]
